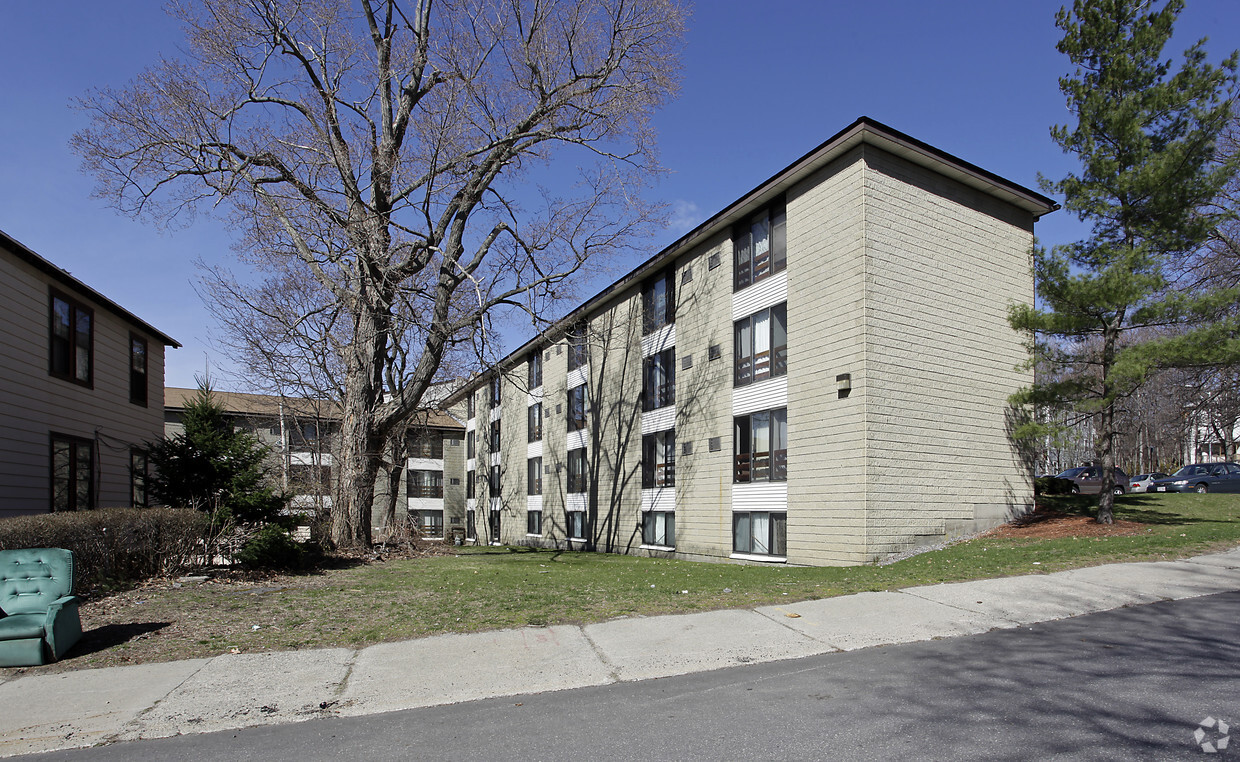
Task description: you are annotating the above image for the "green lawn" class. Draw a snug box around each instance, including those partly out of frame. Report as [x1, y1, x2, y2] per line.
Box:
[46, 492, 1240, 671]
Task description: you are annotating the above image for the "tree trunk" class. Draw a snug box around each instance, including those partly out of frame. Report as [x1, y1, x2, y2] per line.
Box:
[1096, 325, 1119, 525]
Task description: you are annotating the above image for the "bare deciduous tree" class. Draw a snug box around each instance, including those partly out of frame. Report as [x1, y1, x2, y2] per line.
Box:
[74, 0, 686, 547]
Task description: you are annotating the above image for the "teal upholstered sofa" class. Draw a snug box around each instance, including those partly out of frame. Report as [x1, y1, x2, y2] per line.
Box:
[0, 548, 83, 666]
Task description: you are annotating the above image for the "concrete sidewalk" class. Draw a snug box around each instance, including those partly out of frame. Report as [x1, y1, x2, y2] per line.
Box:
[3, 549, 1240, 757]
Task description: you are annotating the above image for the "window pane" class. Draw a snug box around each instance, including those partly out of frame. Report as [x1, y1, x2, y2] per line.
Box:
[664, 513, 675, 547]
[773, 408, 788, 481]
[771, 207, 787, 274]
[75, 310, 91, 382]
[772, 303, 787, 378]
[751, 215, 770, 281]
[753, 309, 771, 382]
[752, 411, 770, 481]
[734, 228, 752, 290]
[734, 318, 752, 386]
[52, 439, 71, 511]
[732, 512, 751, 553]
[734, 417, 751, 482]
[751, 512, 770, 555]
[771, 513, 787, 556]
[74, 442, 92, 509]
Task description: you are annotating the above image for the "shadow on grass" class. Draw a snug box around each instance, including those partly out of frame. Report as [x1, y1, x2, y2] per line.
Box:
[68, 621, 172, 659]
[1039, 494, 1212, 526]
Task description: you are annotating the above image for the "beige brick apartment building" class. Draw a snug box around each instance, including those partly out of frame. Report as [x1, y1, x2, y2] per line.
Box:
[445, 117, 1057, 566]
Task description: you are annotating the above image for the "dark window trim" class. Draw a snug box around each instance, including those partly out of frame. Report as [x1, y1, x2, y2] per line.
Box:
[734, 302, 788, 387]
[528, 402, 543, 442]
[527, 456, 543, 496]
[48, 288, 94, 388]
[50, 432, 94, 512]
[567, 384, 589, 432]
[641, 270, 676, 336]
[734, 407, 788, 484]
[642, 349, 675, 412]
[732, 510, 787, 556]
[528, 352, 543, 389]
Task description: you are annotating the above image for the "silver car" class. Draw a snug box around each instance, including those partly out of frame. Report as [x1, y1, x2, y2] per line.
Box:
[1128, 473, 1169, 493]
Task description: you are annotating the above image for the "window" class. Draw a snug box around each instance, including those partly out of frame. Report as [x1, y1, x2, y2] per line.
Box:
[734, 202, 787, 291]
[643, 511, 675, 547]
[129, 334, 148, 406]
[467, 509, 477, 539]
[408, 469, 444, 499]
[527, 508, 543, 535]
[643, 349, 675, 411]
[490, 464, 502, 495]
[527, 457, 542, 496]
[642, 430, 676, 488]
[466, 469, 476, 499]
[528, 352, 543, 389]
[490, 375, 502, 408]
[467, 392, 475, 419]
[130, 448, 148, 508]
[642, 271, 675, 335]
[408, 430, 444, 459]
[567, 448, 587, 493]
[567, 510, 586, 540]
[567, 384, 588, 431]
[290, 463, 332, 496]
[466, 430, 475, 459]
[734, 303, 788, 387]
[567, 322, 589, 370]
[733, 511, 787, 556]
[51, 434, 93, 511]
[489, 510, 502, 542]
[528, 403, 543, 442]
[490, 419, 501, 452]
[734, 408, 788, 483]
[49, 290, 93, 386]
[414, 509, 444, 538]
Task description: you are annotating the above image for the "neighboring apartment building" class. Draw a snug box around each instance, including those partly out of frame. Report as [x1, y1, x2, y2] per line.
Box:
[164, 388, 465, 539]
[0, 229, 179, 518]
[446, 117, 1058, 566]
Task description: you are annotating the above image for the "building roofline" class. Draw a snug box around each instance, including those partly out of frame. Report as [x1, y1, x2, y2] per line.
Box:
[444, 117, 1059, 405]
[1, 228, 182, 347]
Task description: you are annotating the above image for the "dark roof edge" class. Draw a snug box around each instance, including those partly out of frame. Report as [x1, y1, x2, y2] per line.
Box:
[1, 228, 182, 348]
[443, 117, 1059, 405]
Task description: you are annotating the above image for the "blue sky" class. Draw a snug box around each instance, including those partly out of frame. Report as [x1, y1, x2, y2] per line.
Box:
[2, 0, 1238, 390]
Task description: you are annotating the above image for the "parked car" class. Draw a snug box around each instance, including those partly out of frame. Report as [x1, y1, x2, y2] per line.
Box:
[1128, 473, 1169, 493]
[1148, 462, 1240, 494]
[1054, 466, 1130, 495]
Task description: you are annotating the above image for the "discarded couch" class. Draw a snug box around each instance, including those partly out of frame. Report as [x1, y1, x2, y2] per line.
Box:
[0, 548, 82, 666]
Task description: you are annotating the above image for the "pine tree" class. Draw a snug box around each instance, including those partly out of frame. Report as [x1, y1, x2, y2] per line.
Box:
[1011, 0, 1240, 522]
[148, 382, 286, 528]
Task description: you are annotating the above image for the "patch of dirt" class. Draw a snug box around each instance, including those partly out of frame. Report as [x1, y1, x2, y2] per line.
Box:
[983, 504, 1148, 540]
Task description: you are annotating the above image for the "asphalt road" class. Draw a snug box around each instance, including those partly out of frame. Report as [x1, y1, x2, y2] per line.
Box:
[21, 591, 1240, 761]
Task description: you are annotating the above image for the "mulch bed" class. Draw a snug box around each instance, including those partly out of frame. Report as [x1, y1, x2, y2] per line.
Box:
[983, 504, 1148, 540]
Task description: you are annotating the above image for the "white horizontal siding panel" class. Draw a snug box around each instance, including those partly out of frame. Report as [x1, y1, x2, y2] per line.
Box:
[566, 493, 588, 512]
[528, 388, 544, 405]
[466, 498, 477, 510]
[465, 419, 476, 432]
[641, 487, 676, 512]
[566, 429, 589, 450]
[407, 497, 444, 512]
[490, 452, 501, 467]
[733, 376, 788, 416]
[527, 440, 544, 459]
[526, 495, 543, 512]
[641, 323, 676, 357]
[489, 407, 502, 423]
[290, 452, 333, 466]
[732, 270, 788, 320]
[641, 406, 676, 435]
[731, 481, 788, 511]
[566, 365, 589, 389]
[466, 457, 476, 472]
[406, 457, 444, 470]
[489, 497, 502, 511]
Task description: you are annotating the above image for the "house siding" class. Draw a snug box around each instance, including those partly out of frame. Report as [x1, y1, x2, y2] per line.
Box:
[1, 240, 171, 517]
